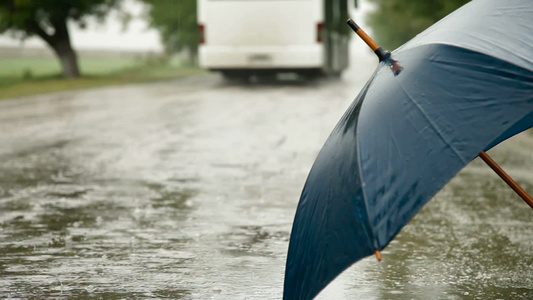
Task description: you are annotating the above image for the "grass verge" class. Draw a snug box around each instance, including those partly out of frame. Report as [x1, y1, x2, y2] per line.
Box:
[0, 56, 206, 100]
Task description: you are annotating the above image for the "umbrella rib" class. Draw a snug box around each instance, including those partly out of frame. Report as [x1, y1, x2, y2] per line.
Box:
[352, 78, 381, 252]
[394, 79, 467, 164]
[356, 135, 379, 251]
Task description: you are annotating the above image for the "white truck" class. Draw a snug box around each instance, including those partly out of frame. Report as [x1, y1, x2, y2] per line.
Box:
[197, 0, 355, 80]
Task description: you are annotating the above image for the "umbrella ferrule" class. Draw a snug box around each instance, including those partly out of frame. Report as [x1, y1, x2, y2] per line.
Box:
[346, 19, 360, 31]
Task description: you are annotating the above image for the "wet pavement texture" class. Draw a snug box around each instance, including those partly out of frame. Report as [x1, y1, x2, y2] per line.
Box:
[0, 54, 532, 299]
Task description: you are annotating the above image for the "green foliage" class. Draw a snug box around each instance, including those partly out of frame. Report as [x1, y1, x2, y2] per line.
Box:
[0, 0, 120, 38]
[366, 0, 470, 49]
[141, 0, 198, 56]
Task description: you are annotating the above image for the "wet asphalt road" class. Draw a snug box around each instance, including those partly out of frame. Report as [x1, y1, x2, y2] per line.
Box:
[0, 53, 532, 299]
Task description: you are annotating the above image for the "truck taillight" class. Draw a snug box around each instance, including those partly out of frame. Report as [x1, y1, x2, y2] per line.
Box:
[198, 24, 205, 44]
[317, 22, 324, 42]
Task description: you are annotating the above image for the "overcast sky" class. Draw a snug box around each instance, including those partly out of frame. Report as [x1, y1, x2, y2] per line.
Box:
[0, 0, 372, 53]
[0, 0, 163, 52]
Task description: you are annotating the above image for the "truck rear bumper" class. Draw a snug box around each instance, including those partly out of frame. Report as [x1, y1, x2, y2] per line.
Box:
[199, 45, 324, 69]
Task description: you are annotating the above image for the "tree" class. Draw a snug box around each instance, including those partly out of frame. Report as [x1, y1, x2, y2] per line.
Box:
[141, 0, 199, 62]
[366, 0, 470, 49]
[0, 0, 121, 78]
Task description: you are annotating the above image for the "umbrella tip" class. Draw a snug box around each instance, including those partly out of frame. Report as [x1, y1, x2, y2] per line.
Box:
[346, 19, 360, 31]
[374, 250, 382, 261]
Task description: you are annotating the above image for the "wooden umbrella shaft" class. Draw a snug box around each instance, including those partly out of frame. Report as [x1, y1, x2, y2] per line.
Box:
[347, 19, 390, 62]
[478, 151, 533, 209]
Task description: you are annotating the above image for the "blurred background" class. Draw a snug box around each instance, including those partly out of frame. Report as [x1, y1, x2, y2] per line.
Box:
[0, 0, 468, 98]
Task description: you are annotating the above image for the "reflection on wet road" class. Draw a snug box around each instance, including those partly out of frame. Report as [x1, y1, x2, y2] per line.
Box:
[1, 54, 532, 299]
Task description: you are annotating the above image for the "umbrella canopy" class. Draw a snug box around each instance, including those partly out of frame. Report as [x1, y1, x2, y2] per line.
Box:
[283, 0, 533, 299]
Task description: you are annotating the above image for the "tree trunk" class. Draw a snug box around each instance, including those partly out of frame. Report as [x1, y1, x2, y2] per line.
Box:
[50, 39, 80, 78]
[30, 15, 81, 78]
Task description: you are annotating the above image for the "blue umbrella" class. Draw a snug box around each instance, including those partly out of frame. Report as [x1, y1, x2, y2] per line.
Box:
[283, 0, 533, 299]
